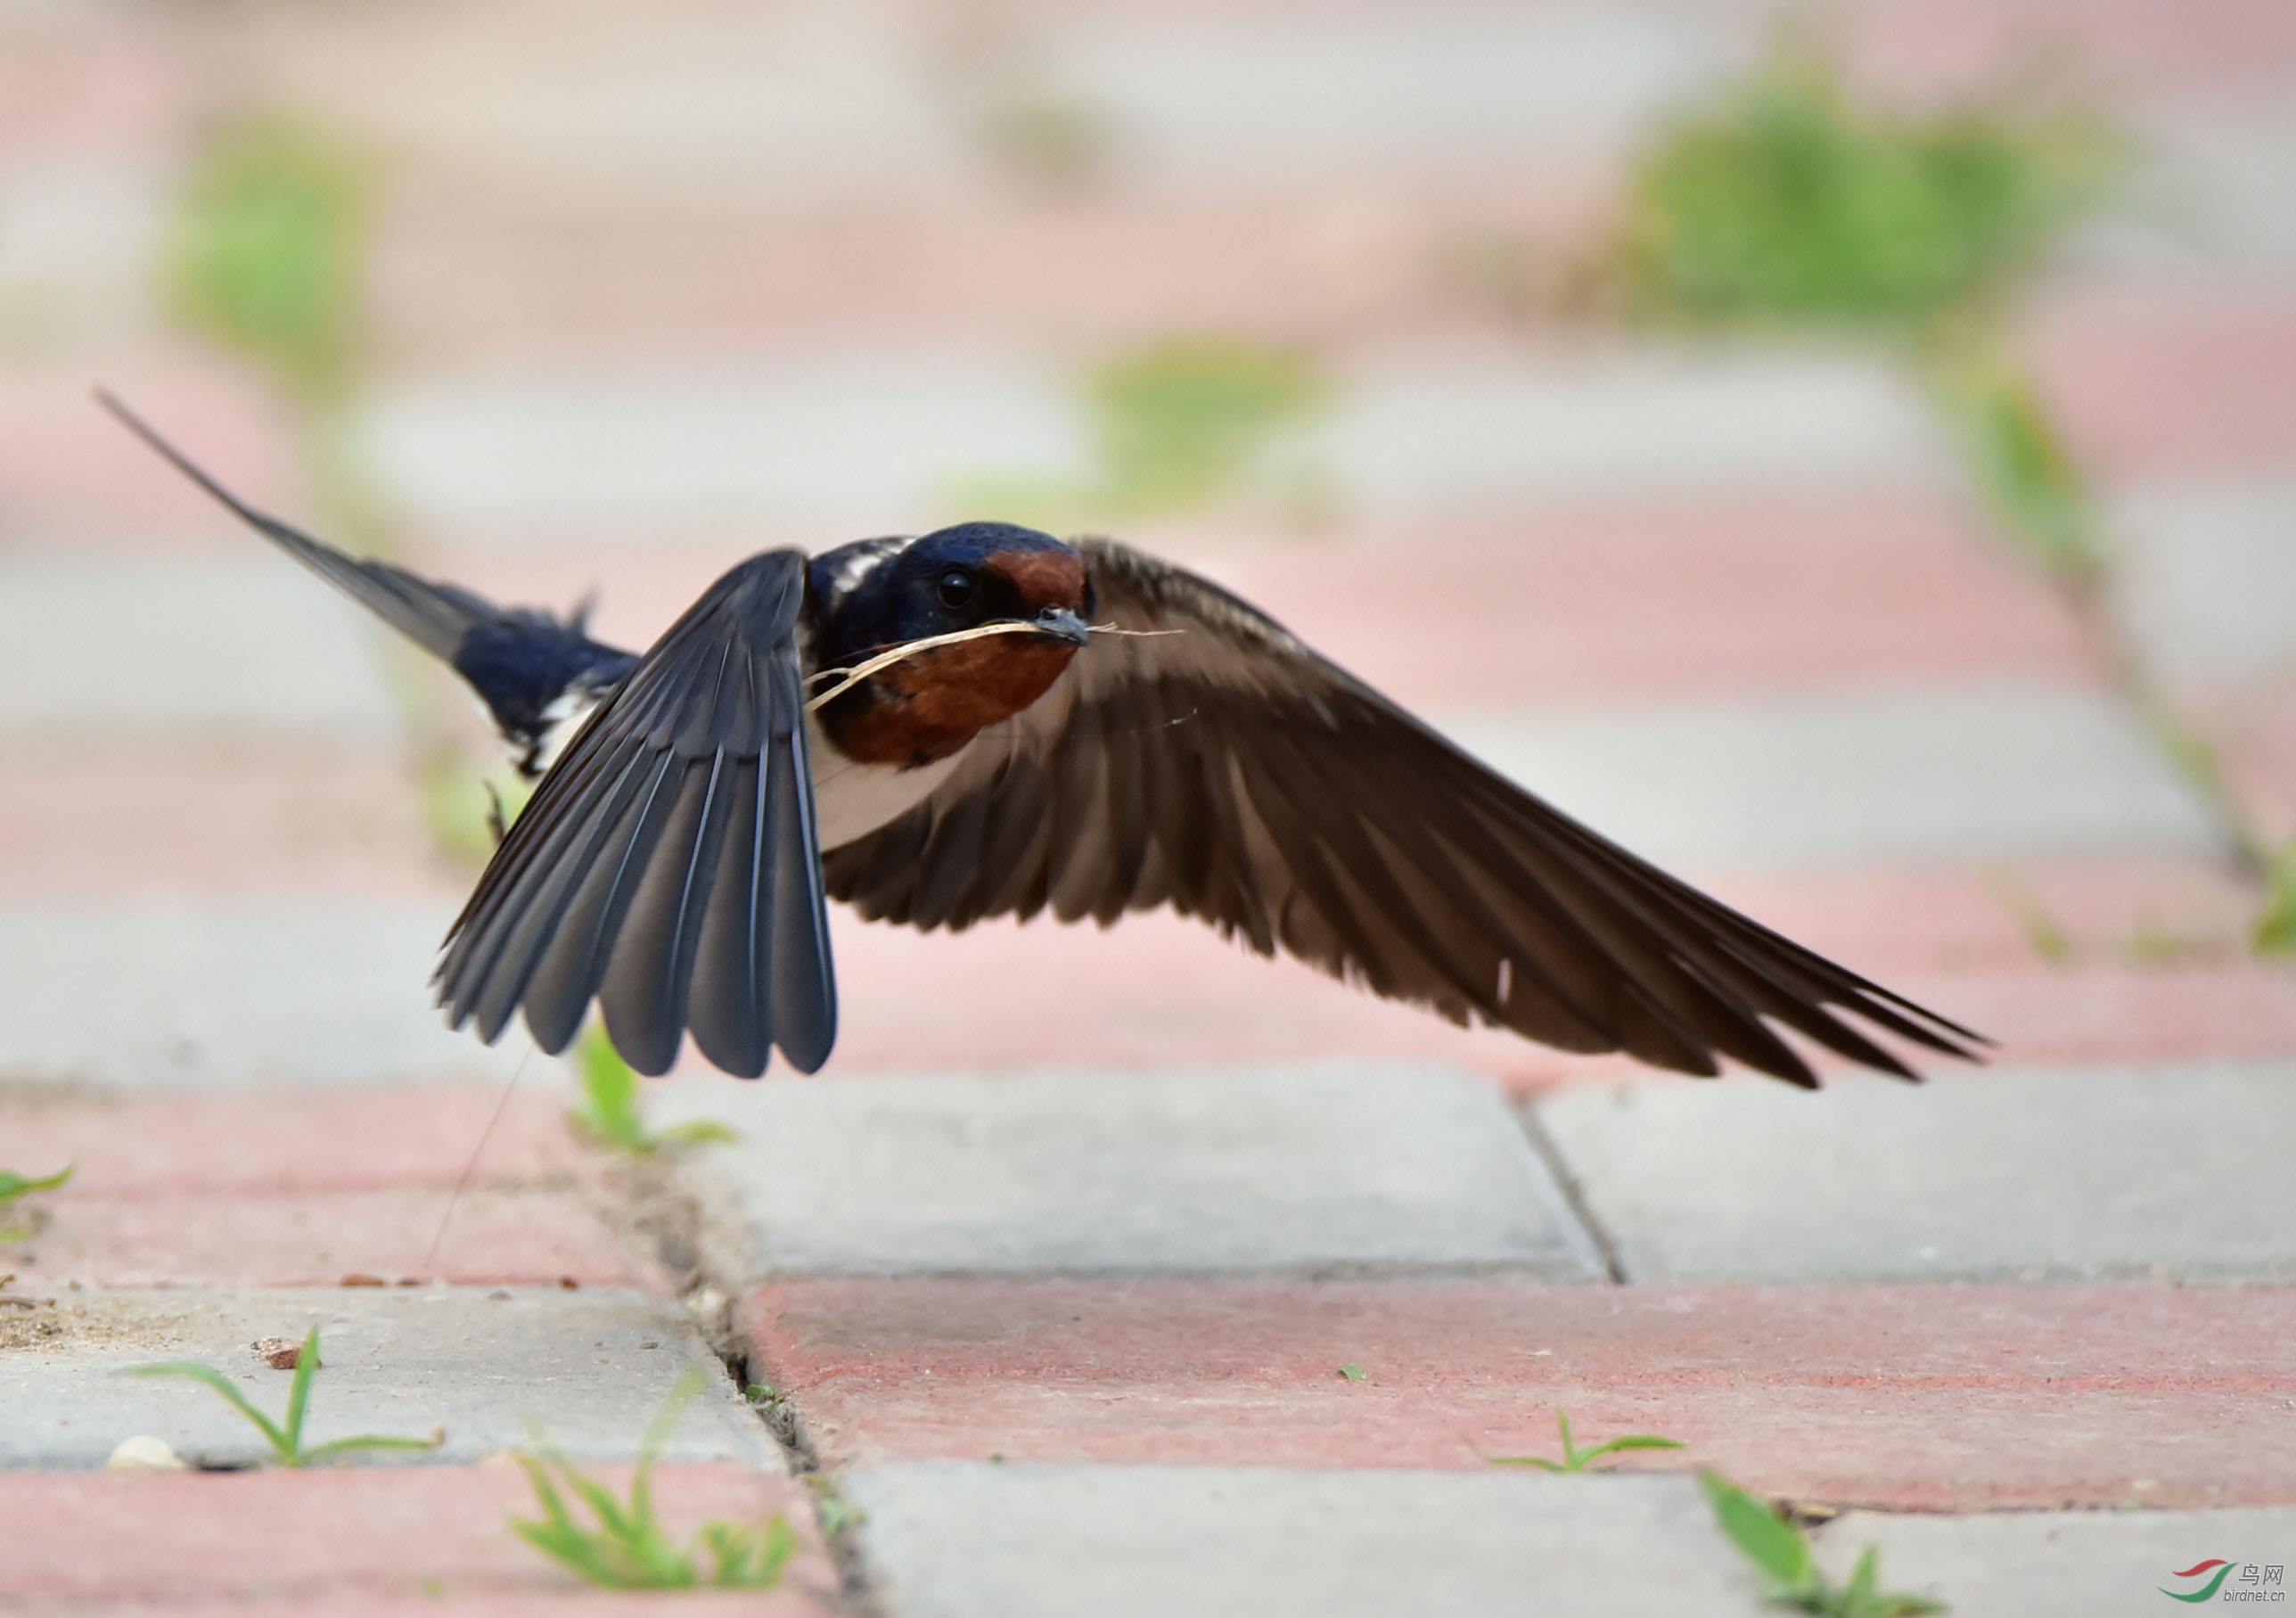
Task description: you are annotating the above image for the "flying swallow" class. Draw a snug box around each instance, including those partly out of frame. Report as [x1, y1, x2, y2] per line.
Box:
[103, 392, 1986, 1087]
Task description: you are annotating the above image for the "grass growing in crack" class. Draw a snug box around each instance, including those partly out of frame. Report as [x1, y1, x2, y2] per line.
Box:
[1089, 338, 1328, 517]
[0, 1164, 71, 1242]
[1485, 1409, 1685, 1473]
[166, 118, 373, 398]
[1932, 345, 2103, 582]
[1701, 1470, 1942, 1616]
[979, 91, 1116, 193]
[2256, 849, 2296, 957]
[1615, 44, 2121, 579]
[1620, 42, 2114, 331]
[1984, 869, 2076, 966]
[804, 1473, 867, 1537]
[512, 1368, 799, 1590]
[956, 337, 1332, 528]
[569, 1026, 739, 1155]
[128, 1326, 443, 1467]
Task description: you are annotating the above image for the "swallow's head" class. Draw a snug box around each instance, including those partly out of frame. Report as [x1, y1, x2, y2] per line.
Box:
[811, 522, 1092, 768]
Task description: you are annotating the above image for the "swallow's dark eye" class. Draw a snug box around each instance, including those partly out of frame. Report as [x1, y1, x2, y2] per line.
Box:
[935, 568, 977, 609]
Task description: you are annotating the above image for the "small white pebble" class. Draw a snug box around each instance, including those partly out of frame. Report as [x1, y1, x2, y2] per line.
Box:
[108, 1435, 187, 1471]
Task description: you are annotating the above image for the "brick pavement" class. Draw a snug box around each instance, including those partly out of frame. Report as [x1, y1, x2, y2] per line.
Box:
[4, 2, 2292, 1614]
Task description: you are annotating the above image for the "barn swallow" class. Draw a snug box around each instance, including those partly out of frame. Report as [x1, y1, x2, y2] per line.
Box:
[103, 391, 1985, 1087]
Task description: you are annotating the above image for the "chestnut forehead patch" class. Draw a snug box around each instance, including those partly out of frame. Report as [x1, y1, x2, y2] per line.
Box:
[988, 548, 1087, 612]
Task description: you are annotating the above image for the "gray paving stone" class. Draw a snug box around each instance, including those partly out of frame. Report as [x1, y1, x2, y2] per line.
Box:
[1440, 679, 2224, 871]
[306, 2, 966, 202]
[0, 159, 169, 342]
[0, 900, 524, 1088]
[1041, 7, 1739, 184]
[0, 554, 398, 743]
[652, 1062, 1603, 1281]
[1814, 1505, 2296, 1618]
[362, 348, 1947, 538]
[2083, 107, 2296, 274]
[1534, 1058, 2296, 1283]
[360, 357, 1088, 535]
[846, 1464, 1767, 1618]
[0, 1285, 779, 1471]
[2110, 480, 2296, 686]
[1327, 346, 1950, 514]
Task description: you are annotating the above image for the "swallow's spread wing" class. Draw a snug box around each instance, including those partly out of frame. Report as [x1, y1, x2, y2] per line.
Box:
[824, 538, 1982, 1086]
[437, 551, 834, 1078]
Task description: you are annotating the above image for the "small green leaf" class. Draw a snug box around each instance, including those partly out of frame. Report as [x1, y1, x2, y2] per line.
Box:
[129, 1336, 436, 1467]
[1336, 1363, 1366, 1382]
[572, 1027, 650, 1152]
[656, 1120, 741, 1147]
[1086, 338, 1330, 519]
[1619, 41, 2118, 333]
[298, 1432, 445, 1465]
[128, 1362, 292, 1458]
[570, 1030, 735, 1154]
[0, 1164, 73, 1203]
[1484, 1409, 1686, 1474]
[1837, 1543, 1947, 1618]
[698, 1516, 800, 1588]
[281, 1328, 322, 1455]
[2256, 845, 2296, 957]
[1698, 1470, 1816, 1595]
[166, 119, 373, 398]
[1573, 1433, 1690, 1466]
[509, 1375, 795, 1591]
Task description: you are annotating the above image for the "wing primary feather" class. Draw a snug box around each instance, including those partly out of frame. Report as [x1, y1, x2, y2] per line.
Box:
[597, 749, 735, 1075]
[522, 747, 684, 1055]
[688, 756, 770, 1076]
[767, 713, 837, 1072]
[447, 735, 650, 1040]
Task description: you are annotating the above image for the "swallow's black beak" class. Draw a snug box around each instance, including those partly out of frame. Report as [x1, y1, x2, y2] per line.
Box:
[1028, 606, 1092, 646]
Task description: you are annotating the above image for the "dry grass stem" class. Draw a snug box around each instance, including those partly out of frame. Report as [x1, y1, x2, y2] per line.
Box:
[805, 620, 1176, 711]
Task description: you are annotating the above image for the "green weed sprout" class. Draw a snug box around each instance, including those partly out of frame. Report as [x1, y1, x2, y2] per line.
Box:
[512, 1367, 799, 1590]
[128, 1327, 443, 1467]
[1088, 338, 1328, 516]
[2255, 847, 2296, 957]
[1486, 1408, 1685, 1473]
[1621, 42, 2115, 333]
[570, 1026, 738, 1154]
[0, 1163, 72, 1242]
[1700, 1470, 1943, 1616]
[1934, 348, 2103, 582]
[166, 119, 372, 398]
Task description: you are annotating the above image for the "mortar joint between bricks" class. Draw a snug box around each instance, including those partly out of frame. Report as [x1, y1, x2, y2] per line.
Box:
[718, 1333, 887, 1615]
[1514, 1096, 1629, 1284]
[611, 1148, 886, 1614]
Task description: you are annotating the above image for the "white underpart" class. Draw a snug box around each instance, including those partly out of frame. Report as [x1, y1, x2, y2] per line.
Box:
[806, 710, 971, 850]
[529, 688, 604, 775]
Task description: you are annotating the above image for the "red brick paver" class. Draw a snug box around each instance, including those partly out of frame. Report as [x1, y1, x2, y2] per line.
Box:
[0, 1464, 834, 1611]
[744, 1277, 2296, 1512]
